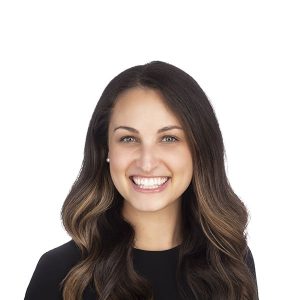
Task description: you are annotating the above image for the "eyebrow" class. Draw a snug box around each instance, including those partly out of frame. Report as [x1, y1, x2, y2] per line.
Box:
[113, 125, 183, 134]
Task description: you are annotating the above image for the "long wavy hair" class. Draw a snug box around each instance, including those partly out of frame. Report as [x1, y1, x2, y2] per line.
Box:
[60, 61, 258, 299]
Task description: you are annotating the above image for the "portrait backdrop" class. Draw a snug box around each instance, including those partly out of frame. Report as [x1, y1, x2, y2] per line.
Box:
[0, 1, 299, 299]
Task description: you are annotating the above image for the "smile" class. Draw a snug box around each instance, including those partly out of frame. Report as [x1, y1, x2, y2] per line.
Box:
[130, 176, 170, 190]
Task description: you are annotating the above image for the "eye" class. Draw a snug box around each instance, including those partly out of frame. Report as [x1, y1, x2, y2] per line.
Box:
[161, 135, 179, 143]
[119, 136, 137, 143]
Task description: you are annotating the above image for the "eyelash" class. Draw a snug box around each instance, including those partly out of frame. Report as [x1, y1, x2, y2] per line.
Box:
[119, 135, 179, 143]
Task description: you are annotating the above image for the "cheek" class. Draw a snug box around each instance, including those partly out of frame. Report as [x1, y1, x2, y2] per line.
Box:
[109, 158, 126, 193]
[173, 149, 193, 182]
[109, 147, 132, 176]
[168, 147, 193, 168]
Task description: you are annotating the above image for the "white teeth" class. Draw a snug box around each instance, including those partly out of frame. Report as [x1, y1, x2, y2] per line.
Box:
[131, 176, 169, 188]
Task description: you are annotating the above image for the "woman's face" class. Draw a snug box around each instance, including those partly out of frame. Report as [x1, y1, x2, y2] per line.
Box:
[107, 87, 193, 214]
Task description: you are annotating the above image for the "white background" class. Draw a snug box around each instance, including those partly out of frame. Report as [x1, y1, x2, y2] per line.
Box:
[0, 1, 299, 299]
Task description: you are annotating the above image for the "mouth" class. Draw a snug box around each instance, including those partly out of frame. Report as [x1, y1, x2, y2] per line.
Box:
[129, 176, 170, 190]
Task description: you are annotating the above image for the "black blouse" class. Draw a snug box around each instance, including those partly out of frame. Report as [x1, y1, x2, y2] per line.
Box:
[24, 240, 257, 300]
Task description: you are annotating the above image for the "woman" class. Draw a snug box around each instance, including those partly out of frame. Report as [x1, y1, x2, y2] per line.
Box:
[25, 61, 258, 300]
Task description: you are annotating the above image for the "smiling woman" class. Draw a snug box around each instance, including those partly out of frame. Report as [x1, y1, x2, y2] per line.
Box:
[24, 61, 259, 300]
[108, 87, 193, 226]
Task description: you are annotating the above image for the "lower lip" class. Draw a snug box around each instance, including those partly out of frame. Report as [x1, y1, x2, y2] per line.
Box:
[130, 178, 170, 193]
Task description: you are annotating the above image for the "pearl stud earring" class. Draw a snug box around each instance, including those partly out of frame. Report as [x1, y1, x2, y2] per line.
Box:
[106, 158, 110, 163]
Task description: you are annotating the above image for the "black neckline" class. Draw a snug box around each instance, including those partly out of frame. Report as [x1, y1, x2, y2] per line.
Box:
[132, 244, 181, 253]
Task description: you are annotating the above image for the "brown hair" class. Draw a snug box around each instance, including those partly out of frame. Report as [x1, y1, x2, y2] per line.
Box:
[60, 61, 258, 299]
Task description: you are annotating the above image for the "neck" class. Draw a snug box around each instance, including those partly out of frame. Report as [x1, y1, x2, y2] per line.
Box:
[122, 198, 183, 251]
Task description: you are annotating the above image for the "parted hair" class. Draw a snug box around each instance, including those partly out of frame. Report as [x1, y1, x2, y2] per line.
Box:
[60, 61, 258, 299]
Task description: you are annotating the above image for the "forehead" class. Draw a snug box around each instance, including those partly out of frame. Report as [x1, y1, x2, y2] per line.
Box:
[109, 87, 181, 126]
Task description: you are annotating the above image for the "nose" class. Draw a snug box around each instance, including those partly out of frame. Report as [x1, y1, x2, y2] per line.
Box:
[135, 144, 159, 173]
